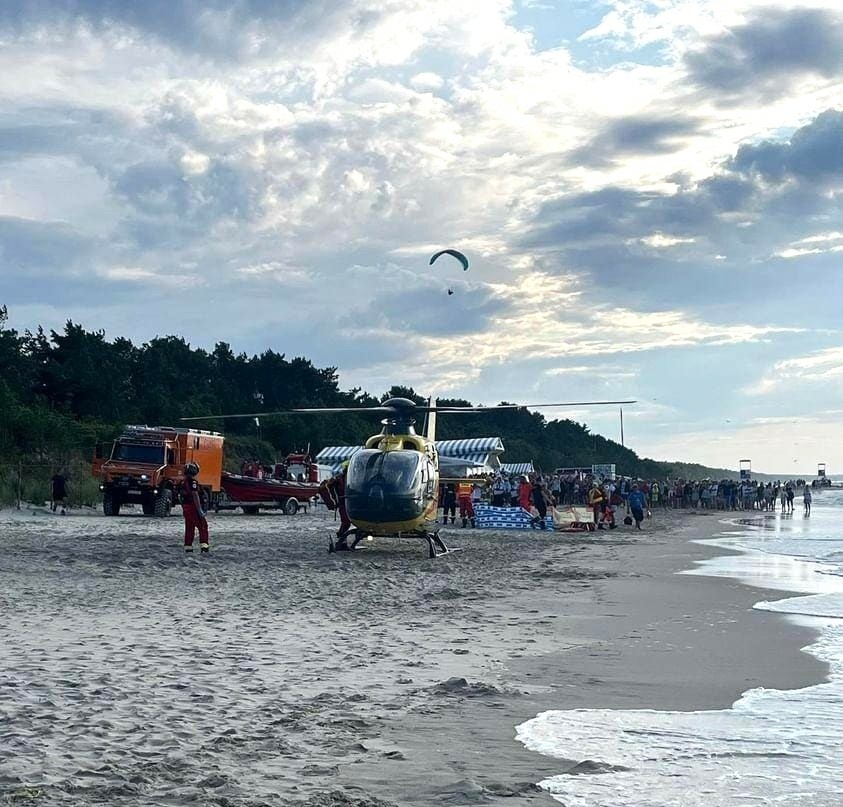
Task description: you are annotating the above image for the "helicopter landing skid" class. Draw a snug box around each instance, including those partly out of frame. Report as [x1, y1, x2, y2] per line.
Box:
[424, 531, 461, 559]
[328, 530, 365, 553]
[327, 528, 460, 558]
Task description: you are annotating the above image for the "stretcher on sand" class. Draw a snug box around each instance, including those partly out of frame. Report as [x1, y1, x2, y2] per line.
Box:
[551, 506, 596, 532]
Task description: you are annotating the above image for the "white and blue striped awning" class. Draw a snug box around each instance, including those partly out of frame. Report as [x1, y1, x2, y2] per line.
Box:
[436, 437, 504, 457]
[316, 437, 505, 475]
[501, 462, 534, 476]
[437, 438, 504, 474]
[315, 445, 361, 473]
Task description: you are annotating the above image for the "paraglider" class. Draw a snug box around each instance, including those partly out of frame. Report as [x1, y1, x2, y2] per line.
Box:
[429, 249, 469, 271]
[429, 249, 468, 296]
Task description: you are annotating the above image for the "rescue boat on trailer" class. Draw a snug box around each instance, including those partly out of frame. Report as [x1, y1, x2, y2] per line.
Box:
[217, 472, 320, 514]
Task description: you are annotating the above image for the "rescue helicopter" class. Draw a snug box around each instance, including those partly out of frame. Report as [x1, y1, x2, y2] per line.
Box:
[183, 396, 635, 558]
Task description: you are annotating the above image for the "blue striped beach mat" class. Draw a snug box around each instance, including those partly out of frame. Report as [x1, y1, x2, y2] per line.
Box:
[474, 504, 553, 530]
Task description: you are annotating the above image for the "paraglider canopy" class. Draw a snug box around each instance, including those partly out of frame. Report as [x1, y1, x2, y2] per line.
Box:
[429, 249, 469, 271]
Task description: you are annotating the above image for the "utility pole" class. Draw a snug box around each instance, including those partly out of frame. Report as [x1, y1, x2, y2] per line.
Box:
[620, 408, 625, 447]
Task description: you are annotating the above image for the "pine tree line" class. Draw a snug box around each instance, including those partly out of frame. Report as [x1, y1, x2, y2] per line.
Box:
[0, 306, 735, 480]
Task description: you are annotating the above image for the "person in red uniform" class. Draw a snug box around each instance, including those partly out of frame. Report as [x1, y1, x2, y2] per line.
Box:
[457, 481, 475, 527]
[518, 476, 532, 511]
[181, 462, 209, 553]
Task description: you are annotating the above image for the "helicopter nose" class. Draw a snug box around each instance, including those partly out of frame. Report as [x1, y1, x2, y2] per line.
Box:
[367, 484, 385, 507]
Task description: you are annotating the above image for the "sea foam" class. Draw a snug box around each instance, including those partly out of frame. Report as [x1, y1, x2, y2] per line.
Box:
[516, 488, 843, 806]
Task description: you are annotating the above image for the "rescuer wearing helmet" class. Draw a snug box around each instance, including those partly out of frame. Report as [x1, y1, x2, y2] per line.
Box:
[181, 462, 209, 552]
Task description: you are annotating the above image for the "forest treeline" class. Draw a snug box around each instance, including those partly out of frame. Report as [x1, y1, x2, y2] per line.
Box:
[0, 306, 735, 482]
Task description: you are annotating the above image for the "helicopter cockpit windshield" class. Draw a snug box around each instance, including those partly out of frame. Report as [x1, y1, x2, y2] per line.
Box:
[347, 450, 422, 495]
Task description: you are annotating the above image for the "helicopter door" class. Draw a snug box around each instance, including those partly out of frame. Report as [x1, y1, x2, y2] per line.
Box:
[421, 462, 435, 499]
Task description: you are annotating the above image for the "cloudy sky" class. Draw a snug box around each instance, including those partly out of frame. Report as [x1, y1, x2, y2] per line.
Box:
[1, 1, 842, 472]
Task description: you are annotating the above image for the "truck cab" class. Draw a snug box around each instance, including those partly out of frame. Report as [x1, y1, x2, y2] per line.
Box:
[93, 426, 224, 517]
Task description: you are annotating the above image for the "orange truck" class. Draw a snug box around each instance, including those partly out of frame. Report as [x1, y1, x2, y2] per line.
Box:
[92, 426, 224, 517]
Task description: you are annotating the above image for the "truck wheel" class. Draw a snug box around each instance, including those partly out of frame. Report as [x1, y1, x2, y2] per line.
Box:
[103, 491, 121, 516]
[242, 505, 259, 515]
[141, 499, 155, 516]
[284, 498, 298, 515]
[154, 490, 173, 518]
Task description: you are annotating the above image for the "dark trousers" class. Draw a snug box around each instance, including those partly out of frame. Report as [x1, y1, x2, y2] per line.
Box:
[337, 502, 352, 537]
[532, 501, 548, 529]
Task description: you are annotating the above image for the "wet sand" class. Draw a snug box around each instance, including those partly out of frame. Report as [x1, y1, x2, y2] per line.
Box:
[0, 506, 827, 806]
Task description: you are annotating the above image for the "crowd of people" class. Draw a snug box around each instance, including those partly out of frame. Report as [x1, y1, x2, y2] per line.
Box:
[449, 470, 819, 530]
[637, 478, 812, 513]
[440, 471, 646, 530]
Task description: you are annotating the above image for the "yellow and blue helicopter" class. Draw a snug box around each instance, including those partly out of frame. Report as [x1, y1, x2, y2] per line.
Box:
[183, 396, 634, 557]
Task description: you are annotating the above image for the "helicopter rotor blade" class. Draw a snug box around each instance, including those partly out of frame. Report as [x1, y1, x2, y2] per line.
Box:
[414, 400, 637, 413]
[181, 400, 637, 422]
[181, 406, 398, 422]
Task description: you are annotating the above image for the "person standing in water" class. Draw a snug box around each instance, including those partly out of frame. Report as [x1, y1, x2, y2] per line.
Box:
[803, 485, 812, 516]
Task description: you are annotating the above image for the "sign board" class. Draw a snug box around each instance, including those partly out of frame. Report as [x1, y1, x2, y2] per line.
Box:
[818, 463, 827, 478]
[739, 459, 751, 481]
[557, 466, 591, 476]
[592, 464, 616, 480]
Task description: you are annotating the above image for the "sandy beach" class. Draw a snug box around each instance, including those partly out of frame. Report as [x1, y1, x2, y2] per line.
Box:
[0, 505, 827, 806]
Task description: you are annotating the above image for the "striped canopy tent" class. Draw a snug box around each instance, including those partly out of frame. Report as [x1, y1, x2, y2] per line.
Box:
[316, 437, 505, 476]
[315, 445, 361, 474]
[436, 437, 505, 476]
[501, 462, 534, 476]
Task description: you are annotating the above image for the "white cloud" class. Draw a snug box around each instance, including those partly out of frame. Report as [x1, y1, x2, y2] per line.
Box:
[644, 415, 843, 474]
[408, 72, 444, 91]
[99, 266, 197, 287]
[775, 245, 843, 259]
[1, 0, 842, 469]
[375, 271, 807, 392]
[743, 346, 843, 398]
[179, 151, 211, 176]
[544, 366, 594, 376]
[775, 232, 843, 258]
[777, 347, 843, 377]
[639, 233, 696, 248]
[794, 231, 843, 245]
[235, 262, 314, 287]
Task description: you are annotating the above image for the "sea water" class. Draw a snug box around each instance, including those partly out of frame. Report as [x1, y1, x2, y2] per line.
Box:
[516, 488, 843, 806]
